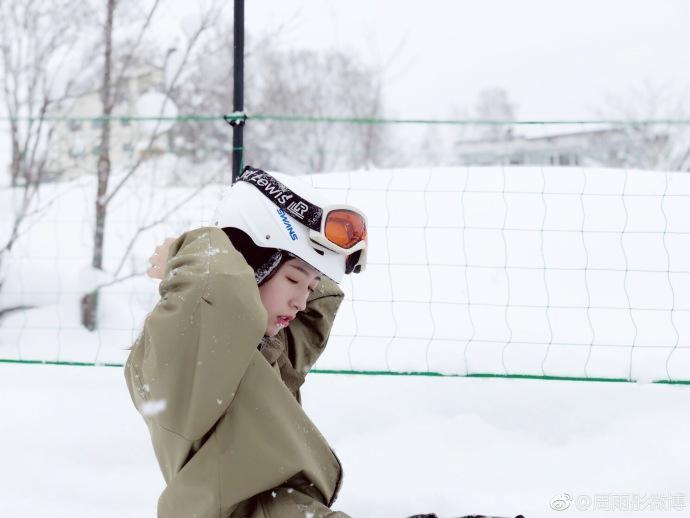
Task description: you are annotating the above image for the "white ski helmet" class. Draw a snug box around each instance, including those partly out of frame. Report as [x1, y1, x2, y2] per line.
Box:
[213, 166, 367, 284]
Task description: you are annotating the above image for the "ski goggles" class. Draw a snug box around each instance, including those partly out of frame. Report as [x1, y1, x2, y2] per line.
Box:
[238, 166, 368, 274]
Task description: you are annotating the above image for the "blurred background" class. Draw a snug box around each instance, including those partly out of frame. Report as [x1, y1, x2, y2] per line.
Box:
[0, 0, 689, 381]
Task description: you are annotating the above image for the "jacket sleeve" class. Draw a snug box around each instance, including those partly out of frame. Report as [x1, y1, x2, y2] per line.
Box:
[124, 227, 267, 445]
[278, 276, 345, 377]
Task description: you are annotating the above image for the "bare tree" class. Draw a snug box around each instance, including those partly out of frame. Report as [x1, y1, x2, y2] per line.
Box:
[474, 87, 515, 141]
[597, 81, 690, 170]
[248, 48, 389, 173]
[0, 0, 88, 186]
[79, 0, 116, 330]
[0, 0, 92, 317]
[81, 0, 223, 330]
[171, 33, 389, 174]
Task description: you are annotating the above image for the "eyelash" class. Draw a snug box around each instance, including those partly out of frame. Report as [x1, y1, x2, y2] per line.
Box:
[288, 278, 314, 293]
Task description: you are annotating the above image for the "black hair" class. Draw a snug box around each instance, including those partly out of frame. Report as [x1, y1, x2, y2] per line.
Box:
[221, 227, 292, 286]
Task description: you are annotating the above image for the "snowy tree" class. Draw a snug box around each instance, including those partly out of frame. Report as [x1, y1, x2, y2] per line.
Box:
[597, 81, 690, 170]
[0, 0, 94, 187]
[0, 0, 94, 318]
[475, 87, 515, 141]
[248, 48, 388, 173]
[80, 0, 223, 330]
[171, 32, 389, 174]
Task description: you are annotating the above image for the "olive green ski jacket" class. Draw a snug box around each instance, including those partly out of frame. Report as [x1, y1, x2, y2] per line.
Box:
[124, 227, 350, 517]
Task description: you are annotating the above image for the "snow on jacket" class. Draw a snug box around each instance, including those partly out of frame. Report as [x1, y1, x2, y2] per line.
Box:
[124, 227, 349, 517]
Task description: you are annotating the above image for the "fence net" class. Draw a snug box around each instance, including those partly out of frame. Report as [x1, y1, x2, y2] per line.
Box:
[0, 115, 689, 383]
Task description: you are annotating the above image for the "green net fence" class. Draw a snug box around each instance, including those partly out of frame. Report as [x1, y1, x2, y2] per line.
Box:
[1, 113, 689, 384]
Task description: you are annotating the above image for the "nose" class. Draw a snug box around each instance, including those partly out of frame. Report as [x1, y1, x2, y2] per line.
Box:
[291, 289, 308, 312]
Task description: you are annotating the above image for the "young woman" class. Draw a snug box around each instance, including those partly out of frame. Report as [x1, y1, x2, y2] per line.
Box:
[124, 166, 367, 518]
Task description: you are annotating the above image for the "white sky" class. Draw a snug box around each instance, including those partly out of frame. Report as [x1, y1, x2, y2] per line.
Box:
[244, 0, 690, 120]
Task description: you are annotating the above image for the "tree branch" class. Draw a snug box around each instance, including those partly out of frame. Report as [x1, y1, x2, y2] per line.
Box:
[112, 165, 224, 277]
[90, 271, 145, 292]
[104, 4, 218, 206]
[111, 0, 162, 108]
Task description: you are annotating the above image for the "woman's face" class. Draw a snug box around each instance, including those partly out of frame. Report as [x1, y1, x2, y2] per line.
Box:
[258, 258, 321, 337]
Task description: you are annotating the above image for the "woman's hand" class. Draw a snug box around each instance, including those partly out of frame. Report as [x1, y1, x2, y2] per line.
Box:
[147, 237, 177, 280]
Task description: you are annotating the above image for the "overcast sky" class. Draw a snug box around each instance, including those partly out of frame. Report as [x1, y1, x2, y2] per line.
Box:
[243, 0, 690, 121]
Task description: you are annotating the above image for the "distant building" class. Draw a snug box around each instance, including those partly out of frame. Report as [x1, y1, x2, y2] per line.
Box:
[453, 127, 670, 168]
[51, 66, 172, 179]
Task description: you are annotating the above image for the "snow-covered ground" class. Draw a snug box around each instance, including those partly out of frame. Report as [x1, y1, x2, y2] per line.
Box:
[1, 362, 688, 518]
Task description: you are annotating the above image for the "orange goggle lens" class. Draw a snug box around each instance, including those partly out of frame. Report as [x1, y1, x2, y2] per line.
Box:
[324, 209, 367, 249]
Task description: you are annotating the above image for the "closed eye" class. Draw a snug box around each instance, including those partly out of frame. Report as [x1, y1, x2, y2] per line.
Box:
[288, 276, 315, 293]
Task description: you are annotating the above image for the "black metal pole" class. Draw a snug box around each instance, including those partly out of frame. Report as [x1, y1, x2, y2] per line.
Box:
[231, 0, 245, 183]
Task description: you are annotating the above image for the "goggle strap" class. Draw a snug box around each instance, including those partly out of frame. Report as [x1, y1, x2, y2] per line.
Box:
[345, 249, 362, 274]
[238, 166, 322, 231]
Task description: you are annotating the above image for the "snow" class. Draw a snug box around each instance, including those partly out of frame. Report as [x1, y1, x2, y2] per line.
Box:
[1, 165, 689, 516]
[0, 362, 687, 517]
[134, 91, 179, 135]
[139, 398, 167, 416]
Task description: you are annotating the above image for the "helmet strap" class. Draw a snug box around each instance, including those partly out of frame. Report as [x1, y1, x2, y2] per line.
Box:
[238, 166, 323, 231]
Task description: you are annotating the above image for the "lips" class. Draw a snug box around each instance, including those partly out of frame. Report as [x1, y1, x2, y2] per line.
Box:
[276, 315, 293, 326]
